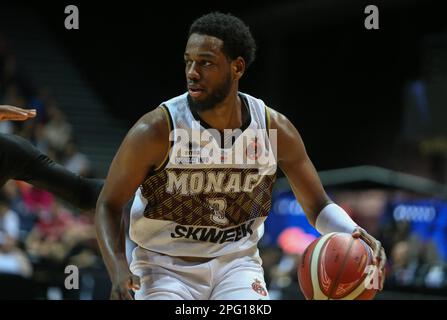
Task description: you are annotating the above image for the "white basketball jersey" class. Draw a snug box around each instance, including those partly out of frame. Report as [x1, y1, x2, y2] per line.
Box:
[129, 92, 277, 257]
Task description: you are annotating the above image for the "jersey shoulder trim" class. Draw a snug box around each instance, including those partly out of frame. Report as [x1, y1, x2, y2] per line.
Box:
[152, 104, 173, 173]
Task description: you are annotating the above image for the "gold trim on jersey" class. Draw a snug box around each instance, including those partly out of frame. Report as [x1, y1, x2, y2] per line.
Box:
[152, 105, 173, 173]
[265, 106, 271, 134]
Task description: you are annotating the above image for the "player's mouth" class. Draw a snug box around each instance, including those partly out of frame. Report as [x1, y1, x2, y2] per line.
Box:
[188, 85, 205, 98]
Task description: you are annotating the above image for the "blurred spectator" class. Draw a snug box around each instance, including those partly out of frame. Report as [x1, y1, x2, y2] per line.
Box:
[0, 119, 12, 134]
[1, 181, 35, 239]
[424, 264, 446, 289]
[43, 102, 72, 152]
[0, 192, 33, 278]
[21, 185, 55, 217]
[63, 139, 91, 176]
[387, 240, 418, 287]
[25, 200, 75, 263]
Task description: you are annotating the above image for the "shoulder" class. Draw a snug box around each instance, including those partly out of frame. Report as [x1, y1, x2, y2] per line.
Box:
[238, 93, 288, 129]
[265, 106, 294, 134]
[264, 107, 307, 163]
[126, 106, 170, 144]
[116, 106, 171, 170]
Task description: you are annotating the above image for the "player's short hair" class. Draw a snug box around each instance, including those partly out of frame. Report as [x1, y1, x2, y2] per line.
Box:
[189, 12, 257, 68]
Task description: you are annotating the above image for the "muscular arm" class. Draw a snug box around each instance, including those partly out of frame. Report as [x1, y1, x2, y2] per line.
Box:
[270, 108, 387, 287]
[1, 107, 101, 208]
[269, 108, 331, 226]
[95, 107, 169, 298]
[23, 155, 103, 210]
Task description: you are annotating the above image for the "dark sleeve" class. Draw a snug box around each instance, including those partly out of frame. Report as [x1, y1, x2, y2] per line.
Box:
[0, 133, 103, 210]
[0, 133, 38, 186]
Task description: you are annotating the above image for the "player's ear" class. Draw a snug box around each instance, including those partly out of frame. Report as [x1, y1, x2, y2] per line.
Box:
[232, 57, 245, 80]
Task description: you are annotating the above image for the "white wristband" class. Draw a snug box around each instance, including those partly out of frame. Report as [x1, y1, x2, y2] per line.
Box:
[315, 203, 358, 235]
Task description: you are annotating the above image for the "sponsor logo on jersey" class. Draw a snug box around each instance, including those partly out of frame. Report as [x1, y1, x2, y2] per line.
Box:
[170, 220, 255, 243]
[246, 138, 262, 161]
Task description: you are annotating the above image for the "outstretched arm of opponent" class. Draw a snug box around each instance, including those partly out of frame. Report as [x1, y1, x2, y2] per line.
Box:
[24, 155, 103, 210]
[0, 105, 36, 121]
[95, 107, 169, 299]
[1, 106, 102, 209]
[0, 133, 102, 210]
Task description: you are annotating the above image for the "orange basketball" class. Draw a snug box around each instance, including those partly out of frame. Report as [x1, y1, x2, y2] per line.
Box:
[298, 232, 378, 300]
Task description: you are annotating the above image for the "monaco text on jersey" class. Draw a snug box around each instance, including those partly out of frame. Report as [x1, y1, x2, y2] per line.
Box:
[166, 170, 263, 195]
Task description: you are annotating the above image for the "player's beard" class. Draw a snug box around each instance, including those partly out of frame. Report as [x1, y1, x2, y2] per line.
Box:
[188, 72, 233, 112]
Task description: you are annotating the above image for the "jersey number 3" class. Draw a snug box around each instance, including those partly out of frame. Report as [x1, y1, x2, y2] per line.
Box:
[207, 198, 229, 226]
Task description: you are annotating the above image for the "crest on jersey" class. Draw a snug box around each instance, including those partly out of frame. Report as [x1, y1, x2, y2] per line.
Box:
[251, 278, 267, 296]
[246, 138, 262, 161]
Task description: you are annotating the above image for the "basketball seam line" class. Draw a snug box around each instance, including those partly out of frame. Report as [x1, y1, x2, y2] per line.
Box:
[310, 233, 335, 300]
[337, 240, 372, 299]
[316, 233, 335, 299]
[327, 235, 355, 299]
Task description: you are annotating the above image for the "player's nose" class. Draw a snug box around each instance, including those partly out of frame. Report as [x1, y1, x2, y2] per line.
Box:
[186, 62, 200, 81]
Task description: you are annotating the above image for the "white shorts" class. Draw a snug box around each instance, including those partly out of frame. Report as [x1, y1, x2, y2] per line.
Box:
[129, 245, 269, 300]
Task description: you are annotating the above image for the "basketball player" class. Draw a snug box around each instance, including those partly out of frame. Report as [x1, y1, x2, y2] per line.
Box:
[96, 12, 386, 300]
[0, 105, 102, 210]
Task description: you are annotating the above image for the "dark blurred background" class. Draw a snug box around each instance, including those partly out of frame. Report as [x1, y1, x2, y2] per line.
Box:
[31, 0, 447, 175]
[1, 0, 447, 299]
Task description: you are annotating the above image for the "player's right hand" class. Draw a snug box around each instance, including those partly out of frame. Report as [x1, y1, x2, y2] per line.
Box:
[110, 269, 141, 300]
[0, 105, 36, 121]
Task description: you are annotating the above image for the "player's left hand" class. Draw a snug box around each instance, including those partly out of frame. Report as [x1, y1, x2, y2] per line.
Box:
[352, 227, 386, 290]
[0, 105, 36, 121]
